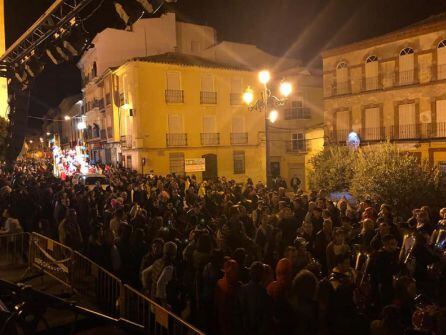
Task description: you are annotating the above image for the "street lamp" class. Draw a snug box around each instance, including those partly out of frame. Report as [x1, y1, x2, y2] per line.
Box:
[64, 115, 71, 121]
[243, 70, 292, 187]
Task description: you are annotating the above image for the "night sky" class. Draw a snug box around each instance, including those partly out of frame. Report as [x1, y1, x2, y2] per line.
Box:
[6, 0, 446, 130]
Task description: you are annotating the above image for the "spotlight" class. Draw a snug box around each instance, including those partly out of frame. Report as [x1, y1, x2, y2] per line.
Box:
[63, 28, 89, 56]
[114, 0, 165, 27]
[56, 46, 70, 61]
[46, 46, 63, 65]
[14, 67, 28, 84]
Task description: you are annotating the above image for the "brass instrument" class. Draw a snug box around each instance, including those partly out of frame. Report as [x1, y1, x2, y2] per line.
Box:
[399, 233, 417, 276]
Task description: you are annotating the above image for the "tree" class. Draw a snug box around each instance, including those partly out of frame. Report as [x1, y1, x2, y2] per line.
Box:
[0, 117, 8, 161]
[308, 145, 356, 193]
[350, 143, 442, 217]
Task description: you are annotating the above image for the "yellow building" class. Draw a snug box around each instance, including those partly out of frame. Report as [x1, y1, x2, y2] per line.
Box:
[107, 53, 266, 182]
[322, 14, 446, 172]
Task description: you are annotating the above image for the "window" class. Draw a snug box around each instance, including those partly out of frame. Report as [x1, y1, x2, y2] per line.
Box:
[230, 78, 243, 105]
[168, 114, 183, 133]
[399, 48, 415, 85]
[291, 133, 305, 151]
[233, 151, 245, 174]
[364, 107, 381, 140]
[335, 110, 350, 142]
[285, 100, 310, 119]
[398, 103, 416, 139]
[169, 153, 185, 175]
[438, 162, 446, 177]
[438, 40, 446, 80]
[200, 74, 217, 104]
[166, 72, 181, 90]
[232, 116, 245, 133]
[202, 115, 216, 133]
[365, 55, 379, 90]
[336, 61, 349, 94]
[436, 100, 446, 137]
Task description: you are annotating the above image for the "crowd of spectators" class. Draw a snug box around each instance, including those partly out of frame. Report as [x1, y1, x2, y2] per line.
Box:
[0, 159, 445, 335]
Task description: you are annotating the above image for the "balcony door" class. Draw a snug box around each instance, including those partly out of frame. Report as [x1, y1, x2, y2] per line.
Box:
[438, 40, 446, 80]
[202, 154, 218, 181]
[436, 100, 446, 137]
[398, 103, 416, 139]
[364, 107, 380, 140]
[336, 62, 349, 94]
[365, 56, 379, 90]
[399, 48, 414, 85]
[335, 110, 350, 142]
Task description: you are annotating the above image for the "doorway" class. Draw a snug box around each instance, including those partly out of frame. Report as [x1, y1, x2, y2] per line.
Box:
[202, 154, 218, 181]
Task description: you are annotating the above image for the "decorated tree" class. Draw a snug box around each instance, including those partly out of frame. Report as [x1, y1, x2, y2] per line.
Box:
[350, 143, 443, 217]
[308, 145, 356, 192]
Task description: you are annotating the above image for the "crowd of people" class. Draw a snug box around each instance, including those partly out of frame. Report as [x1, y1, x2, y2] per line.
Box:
[0, 159, 445, 335]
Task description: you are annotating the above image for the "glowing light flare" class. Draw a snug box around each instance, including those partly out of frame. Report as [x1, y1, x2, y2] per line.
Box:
[279, 81, 292, 97]
[77, 121, 87, 130]
[243, 87, 254, 105]
[64, 115, 71, 121]
[268, 110, 279, 123]
[258, 70, 271, 85]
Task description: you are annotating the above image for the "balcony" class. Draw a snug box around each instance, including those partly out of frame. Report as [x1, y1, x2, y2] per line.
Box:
[333, 81, 350, 95]
[107, 127, 113, 139]
[361, 76, 380, 91]
[328, 129, 350, 143]
[230, 132, 248, 145]
[389, 124, 432, 140]
[286, 140, 307, 152]
[165, 90, 184, 103]
[200, 91, 217, 104]
[100, 129, 107, 140]
[433, 122, 446, 138]
[166, 133, 187, 147]
[201, 133, 220, 146]
[358, 127, 385, 142]
[284, 107, 311, 120]
[230, 93, 242, 105]
[398, 70, 416, 86]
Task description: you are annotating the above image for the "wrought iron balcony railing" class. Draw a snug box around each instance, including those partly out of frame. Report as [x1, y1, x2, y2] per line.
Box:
[230, 132, 248, 145]
[165, 90, 184, 103]
[200, 91, 217, 104]
[166, 133, 187, 146]
[200, 133, 220, 145]
[284, 107, 311, 120]
[286, 140, 307, 152]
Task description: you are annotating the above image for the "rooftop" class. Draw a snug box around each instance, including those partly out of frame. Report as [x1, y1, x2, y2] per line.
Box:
[131, 53, 250, 71]
[322, 11, 446, 58]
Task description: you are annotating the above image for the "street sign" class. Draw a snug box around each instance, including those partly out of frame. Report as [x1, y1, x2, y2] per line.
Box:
[185, 158, 206, 172]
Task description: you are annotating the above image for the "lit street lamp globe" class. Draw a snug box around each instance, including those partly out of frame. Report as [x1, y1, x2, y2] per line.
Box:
[77, 121, 87, 130]
[243, 87, 254, 105]
[268, 110, 279, 123]
[258, 70, 271, 85]
[279, 81, 292, 97]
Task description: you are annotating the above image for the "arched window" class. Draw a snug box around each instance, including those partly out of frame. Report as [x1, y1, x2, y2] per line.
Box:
[438, 40, 446, 79]
[335, 61, 349, 94]
[399, 48, 414, 84]
[365, 55, 379, 90]
[400, 48, 414, 56]
[366, 55, 378, 63]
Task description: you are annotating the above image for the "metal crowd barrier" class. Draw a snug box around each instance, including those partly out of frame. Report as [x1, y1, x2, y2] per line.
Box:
[121, 284, 204, 335]
[28, 232, 73, 287]
[26, 233, 205, 334]
[0, 232, 29, 267]
[71, 251, 121, 318]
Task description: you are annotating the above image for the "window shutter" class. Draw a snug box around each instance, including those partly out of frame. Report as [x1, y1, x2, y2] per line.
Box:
[201, 75, 214, 92]
[232, 116, 245, 133]
[231, 78, 242, 93]
[168, 114, 183, 133]
[202, 115, 216, 133]
[167, 72, 180, 90]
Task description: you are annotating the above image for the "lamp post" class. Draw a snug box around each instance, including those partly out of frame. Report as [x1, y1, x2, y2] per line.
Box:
[243, 70, 292, 187]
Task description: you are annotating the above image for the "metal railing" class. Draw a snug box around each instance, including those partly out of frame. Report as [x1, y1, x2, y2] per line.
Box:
[165, 90, 184, 103]
[358, 127, 385, 141]
[398, 70, 416, 86]
[121, 284, 204, 335]
[23, 233, 205, 335]
[200, 132, 220, 145]
[334, 81, 350, 95]
[361, 76, 380, 91]
[0, 232, 29, 267]
[200, 91, 217, 104]
[284, 107, 311, 120]
[29, 233, 73, 287]
[329, 129, 350, 143]
[230, 132, 248, 145]
[166, 133, 187, 147]
[71, 251, 121, 318]
[230, 93, 242, 105]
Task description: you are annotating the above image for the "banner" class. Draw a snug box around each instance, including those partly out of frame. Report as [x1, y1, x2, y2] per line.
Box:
[185, 158, 205, 172]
